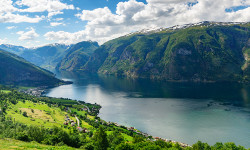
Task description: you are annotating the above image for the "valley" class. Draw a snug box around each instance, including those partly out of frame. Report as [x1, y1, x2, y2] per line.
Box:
[1, 21, 250, 149]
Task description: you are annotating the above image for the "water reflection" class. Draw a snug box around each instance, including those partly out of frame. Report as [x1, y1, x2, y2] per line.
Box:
[56, 71, 250, 107]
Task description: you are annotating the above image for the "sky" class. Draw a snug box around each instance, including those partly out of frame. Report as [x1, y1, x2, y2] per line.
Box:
[0, 0, 249, 48]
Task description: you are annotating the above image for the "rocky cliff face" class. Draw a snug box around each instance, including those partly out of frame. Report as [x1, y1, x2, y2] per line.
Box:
[81, 22, 250, 82]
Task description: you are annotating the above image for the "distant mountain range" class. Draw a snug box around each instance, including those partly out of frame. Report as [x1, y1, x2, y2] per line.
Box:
[0, 44, 30, 55]
[1, 21, 250, 83]
[0, 49, 67, 86]
[0, 42, 99, 72]
[0, 43, 72, 71]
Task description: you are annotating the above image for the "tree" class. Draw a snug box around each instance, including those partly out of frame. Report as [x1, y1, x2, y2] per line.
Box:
[84, 143, 95, 150]
[16, 132, 29, 141]
[108, 131, 124, 147]
[154, 139, 172, 148]
[93, 126, 109, 150]
[22, 111, 28, 117]
[133, 135, 144, 143]
[193, 141, 211, 150]
[115, 143, 134, 150]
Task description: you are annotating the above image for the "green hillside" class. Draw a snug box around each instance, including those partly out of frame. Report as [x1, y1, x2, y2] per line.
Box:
[0, 49, 65, 87]
[56, 41, 99, 71]
[80, 22, 250, 83]
[0, 138, 80, 150]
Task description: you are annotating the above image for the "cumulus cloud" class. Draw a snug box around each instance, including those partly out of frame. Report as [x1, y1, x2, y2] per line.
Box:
[16, 0, 74, 18]
[0, 0, 17, 13]
[0, 13, 44, 23]
[17, 27, 39, 41]
[44, 0, 250, 45]
[0, 0, 44, 23]
[0, 0, 75, 23]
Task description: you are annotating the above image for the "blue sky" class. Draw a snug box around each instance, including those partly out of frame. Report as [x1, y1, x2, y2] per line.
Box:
[0, 0, 249, 47]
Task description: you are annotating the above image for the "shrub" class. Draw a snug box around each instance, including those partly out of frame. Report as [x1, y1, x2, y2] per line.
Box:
[22, 111, 28, 117]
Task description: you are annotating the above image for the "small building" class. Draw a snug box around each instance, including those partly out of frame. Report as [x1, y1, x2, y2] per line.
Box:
[128, 127, 135, 131]
[77, 127, 84, 132]
[71, 122, 76, 126]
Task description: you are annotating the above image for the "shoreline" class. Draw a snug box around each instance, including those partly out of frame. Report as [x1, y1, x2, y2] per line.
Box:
[104, 121, 191, 147]
[20, 86, 191, 148]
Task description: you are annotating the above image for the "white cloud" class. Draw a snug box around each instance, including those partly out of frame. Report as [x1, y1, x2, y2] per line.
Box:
[0, 13, 44, 23]
[0, 0, 45, 23]
[45, 0, 250, 45]
[50, 22, 64, 27]
[0, 0, 75, 24]
[44, 30, 86, 45]
[16, 0, 74, 18]
[6, 26, 16, 29]
[0, 0, 17, 13]
[146, 0, 196, 5]
[17, 27, 39, 41]
[77, 7, 112, 21]
[54, 18, 64, 21]
[48, 11, 64, 18]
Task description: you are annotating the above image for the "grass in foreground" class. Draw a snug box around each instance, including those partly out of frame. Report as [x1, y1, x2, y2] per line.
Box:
[0, 138, 79, 150]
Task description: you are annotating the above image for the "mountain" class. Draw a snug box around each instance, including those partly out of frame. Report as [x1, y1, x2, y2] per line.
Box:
[0, 44, 71, 71]
[80, 22, 250, 82]
[56, 41, 99, 71]
[0, 49, 66, 86]
[20, 44, 71, 71]
[0, 44, 29, 55]
[0, 42, 99, 72]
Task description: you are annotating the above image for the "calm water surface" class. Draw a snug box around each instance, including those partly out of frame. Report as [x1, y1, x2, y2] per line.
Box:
[46, 72, 250, 148]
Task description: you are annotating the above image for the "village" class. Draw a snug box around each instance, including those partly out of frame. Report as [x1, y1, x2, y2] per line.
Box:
[19, 87, 46, 97]
[63, 114, 89, 133]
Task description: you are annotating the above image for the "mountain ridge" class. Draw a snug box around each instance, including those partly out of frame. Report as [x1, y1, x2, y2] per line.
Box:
[2, 21, 250, 83]
[56, 41, 99, 71]
[77, 22, 250, 83]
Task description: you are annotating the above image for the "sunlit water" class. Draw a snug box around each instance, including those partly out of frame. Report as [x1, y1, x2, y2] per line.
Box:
[45, 72, 250, 148]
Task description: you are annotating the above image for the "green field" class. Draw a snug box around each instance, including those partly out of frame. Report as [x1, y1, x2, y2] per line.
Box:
[0, 90, 11, 93]
[6, 101, 67, 128]
[107, 131, 134, 142]
[0, 138, 79, 150]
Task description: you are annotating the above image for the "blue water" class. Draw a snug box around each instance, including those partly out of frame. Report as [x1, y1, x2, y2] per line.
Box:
[46, 72, 250, 148]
